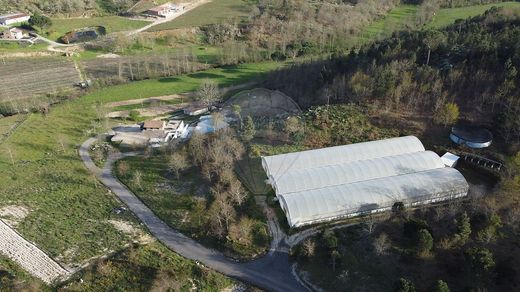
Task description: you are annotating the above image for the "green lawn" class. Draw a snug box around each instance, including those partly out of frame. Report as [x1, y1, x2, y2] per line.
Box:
[354, 4, 418, 46]
[46, 16, 151, 41]
[427, 1, 520, 28]
[149, 0, 253, 31]
[0, 60, 282, 267]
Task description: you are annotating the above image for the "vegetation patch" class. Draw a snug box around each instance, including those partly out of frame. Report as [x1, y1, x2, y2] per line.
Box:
[60, 242, 233, 291]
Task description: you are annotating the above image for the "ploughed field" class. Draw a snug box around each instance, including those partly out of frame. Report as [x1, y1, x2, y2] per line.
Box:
[0, 57, 80, 102]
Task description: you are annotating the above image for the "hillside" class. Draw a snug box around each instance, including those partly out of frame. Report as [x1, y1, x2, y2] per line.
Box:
[0, 0, 138, 16]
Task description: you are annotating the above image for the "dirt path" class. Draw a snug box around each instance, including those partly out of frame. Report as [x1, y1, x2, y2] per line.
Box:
[80, 137, 308, 292]
[0, 219, 69, 284]
[106, 82, 257, 108]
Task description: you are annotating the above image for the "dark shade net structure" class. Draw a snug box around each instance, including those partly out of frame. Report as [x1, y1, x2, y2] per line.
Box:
[450, 124, 493, 148]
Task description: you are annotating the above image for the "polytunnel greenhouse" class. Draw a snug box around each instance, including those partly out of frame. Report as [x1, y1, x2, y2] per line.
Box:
[261, 136, 469, 228]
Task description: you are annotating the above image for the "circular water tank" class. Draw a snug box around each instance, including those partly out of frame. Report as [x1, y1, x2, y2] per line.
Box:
[450, 124, 493, 148]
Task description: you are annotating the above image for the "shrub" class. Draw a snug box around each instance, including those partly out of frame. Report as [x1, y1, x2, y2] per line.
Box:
[415, 229, 433, 256]
[434, 102, 459, 126]
[434, 280, 450, 292]
[395, 278, 416, 292]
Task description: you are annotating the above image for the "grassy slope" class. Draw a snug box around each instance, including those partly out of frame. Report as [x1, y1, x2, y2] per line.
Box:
[428, 1, 520, 28]
[0, 41, 48, 53]
[353, 4, 418, 46]
[47, 16, 150, 41]
[149, 0, 253, 31]
[61, 242, 233, 291]
[0, 255, 48, 291]
[0, 61, 281, 265]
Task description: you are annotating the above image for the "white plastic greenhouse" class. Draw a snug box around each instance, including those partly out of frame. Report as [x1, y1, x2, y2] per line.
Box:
[262, 136, 425, 180]
[261, 136, 469, 228]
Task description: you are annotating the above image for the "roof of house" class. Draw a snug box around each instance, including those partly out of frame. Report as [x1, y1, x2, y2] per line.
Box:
[148, 3, 174, 12]
[142, 120, 164, 129]
[0, 13, 30, 21]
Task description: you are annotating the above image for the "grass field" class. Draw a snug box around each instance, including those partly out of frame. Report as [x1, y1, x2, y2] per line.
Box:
[62, 242, 233, 291]
[0, 60, 282, 267]
[354, 4, 418, 45]
[0, 41, 48, 53]
[149, 0, 253, 31]
[47, 16, 150, 41]
[427, 1, 520, 28]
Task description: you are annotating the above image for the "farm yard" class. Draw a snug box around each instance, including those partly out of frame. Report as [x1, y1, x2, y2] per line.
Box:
[0, 57, 80, 111]
[148, 0, 253, 31]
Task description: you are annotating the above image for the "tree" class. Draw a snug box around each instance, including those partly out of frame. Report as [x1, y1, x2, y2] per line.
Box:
[228, 217, 254, 246]
[301, 238, 316, 258]
[228, 178, 247, 206]
[232, 104, 242, 128]
[423, 30, 445, 65]
[416, 229, 433, 256]
[465, 247, 495, 277]
[241, 116, 256, 142]
[477, 213, 502, 243]
[395, 278, 416, 292]
[331, 250, 340, 272]
[128, 110, 140, 122]
[168, 151, 188, 178]
[322, 228, 338, 250]
[29, 13, 52, 32]
[373, 232, 390, 255]
[196, 79, 219, 107]
[285, 116, 305, 144]
[434, 102, 459, 126]
[454, 212, 471, 245]
[434, 280, 450, 292]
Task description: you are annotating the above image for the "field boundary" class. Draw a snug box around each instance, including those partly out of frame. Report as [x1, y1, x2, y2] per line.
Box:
[0, 218, 69, 284]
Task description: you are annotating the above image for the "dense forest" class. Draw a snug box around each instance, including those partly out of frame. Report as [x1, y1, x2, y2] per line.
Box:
[0, 0, 137, 15]
[263, 7, 520, 146]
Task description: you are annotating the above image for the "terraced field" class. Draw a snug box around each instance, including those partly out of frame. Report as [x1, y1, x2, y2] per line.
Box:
[82, 54, 208, 80]
[0, 57, 80, 103]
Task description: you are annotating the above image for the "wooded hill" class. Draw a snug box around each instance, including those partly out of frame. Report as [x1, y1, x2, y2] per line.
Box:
[0, 0, 138, 16]
[263, 6, 520, 147]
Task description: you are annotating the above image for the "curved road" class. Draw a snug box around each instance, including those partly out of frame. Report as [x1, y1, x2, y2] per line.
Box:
[80, 137, 307, 292]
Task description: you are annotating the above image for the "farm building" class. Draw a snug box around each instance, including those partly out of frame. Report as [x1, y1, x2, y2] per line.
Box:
[146, 3, 183, 17]
[262, 136, 469, 228]
[0, 13, 30, 26]
[1, 27, 25, 39]
[142, 120, 164, 130]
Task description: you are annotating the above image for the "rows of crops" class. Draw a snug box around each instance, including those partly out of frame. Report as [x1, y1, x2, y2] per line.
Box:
[0, 57, 81, 102]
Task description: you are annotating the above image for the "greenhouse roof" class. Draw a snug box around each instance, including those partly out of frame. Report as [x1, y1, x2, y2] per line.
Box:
[279, 168, 469, 228]
[261, 136, 469, 228]
[270, 151, 445, 195]
[261, 136, 424, 180]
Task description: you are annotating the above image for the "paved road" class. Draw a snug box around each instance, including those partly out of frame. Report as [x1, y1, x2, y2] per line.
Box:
[80, 137, 307, 292]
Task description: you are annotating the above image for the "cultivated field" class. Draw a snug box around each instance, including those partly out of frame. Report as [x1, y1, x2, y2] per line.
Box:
[0, 57, 80, 103]
[47, 16, 150, 41]
[148, 0, 253, 31]
[82, 54, 208, 80]
[427, 1, 520, 28]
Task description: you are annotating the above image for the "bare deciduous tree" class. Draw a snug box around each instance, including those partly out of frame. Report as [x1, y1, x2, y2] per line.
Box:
[196, 79, 220, 107]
